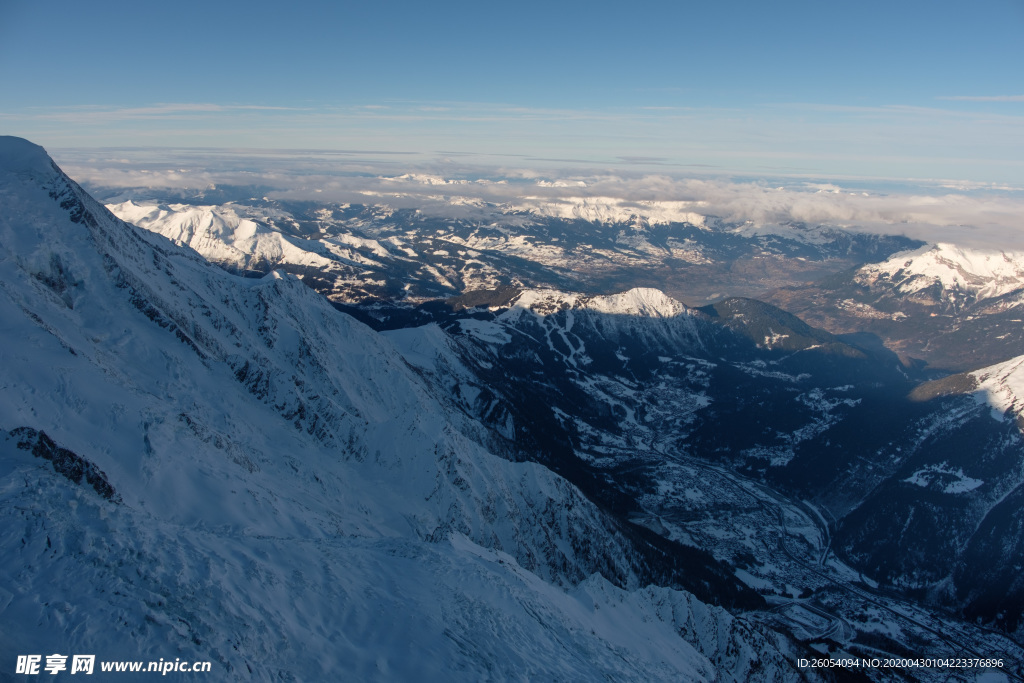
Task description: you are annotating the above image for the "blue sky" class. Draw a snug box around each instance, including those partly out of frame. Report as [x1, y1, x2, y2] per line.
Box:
[2, 0, 1023, 183]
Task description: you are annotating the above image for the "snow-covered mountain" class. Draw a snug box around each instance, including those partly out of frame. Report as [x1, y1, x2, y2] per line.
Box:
[104, 196, 920, 306]
[830, 352, 1024, 633]
[2, 138, 822, 679]
[110, 199, 364, 275]
[511, 195, 709, 227]
[11, 136, 1024, 677]
[343, 275, 1024, 656]
[858, 242, 1024, 308]
[769, 243, 1024, 372]
[973, 354, 1024, 422]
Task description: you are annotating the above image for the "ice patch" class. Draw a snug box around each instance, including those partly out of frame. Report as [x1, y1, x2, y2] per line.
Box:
[903, 463, 984, 494]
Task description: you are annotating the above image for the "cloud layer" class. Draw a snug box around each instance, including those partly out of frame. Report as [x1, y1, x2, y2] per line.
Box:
[54, 147, 1024, 250]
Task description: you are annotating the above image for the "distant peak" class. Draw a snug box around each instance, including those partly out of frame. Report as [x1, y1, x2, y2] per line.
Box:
[503, 287, 688, 319]
[862, 240, 1024, 300]
[585, 288, 687, 318]
[972, 354, 1024, 421]
[0, 136, 56, 178]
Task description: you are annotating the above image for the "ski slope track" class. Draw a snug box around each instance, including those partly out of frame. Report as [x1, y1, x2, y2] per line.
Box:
[0, 138, 816, 679]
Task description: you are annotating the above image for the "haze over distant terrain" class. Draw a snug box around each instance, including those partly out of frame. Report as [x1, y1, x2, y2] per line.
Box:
[3, 0, 1024, 184]
[54, 147, 1024, 252]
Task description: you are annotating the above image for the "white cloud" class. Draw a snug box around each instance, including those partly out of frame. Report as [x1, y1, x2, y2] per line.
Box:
[53, 148, 1024, 250]
[28, 103, 307, 123]
[939, 95, 1024, 102]
[7, 98, 1021, 192]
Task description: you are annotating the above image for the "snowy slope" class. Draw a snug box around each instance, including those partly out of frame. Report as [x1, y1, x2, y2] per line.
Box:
[0, 137, 807, 680]
[858, 242, 1024, 303]
[109, 199, 382, 272]
[973, 354, 1024, 421]
[501, 287, 691, 321]
[585, 287, 690, 318]
[513, 195, 708, 227]
[105, 188, 921, 309]
[769, 241, 1024, 370]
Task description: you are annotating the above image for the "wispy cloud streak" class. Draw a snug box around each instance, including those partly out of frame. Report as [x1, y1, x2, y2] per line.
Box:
[939, 95, 1024, 102]
[21, 103, 307, 123]
[4, 98, 1021, 189]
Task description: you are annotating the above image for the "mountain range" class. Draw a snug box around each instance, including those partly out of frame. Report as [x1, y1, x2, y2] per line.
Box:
[4, 136, 1024, 680]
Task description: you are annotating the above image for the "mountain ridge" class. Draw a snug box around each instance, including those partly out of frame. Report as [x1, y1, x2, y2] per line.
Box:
[0, 136, 816, 680]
